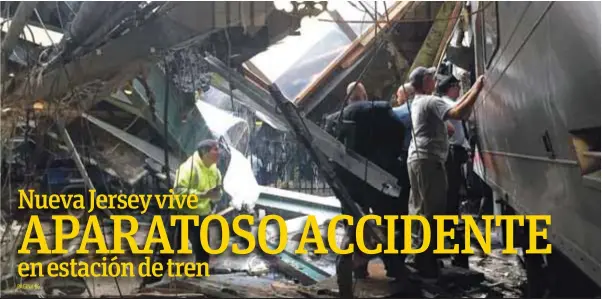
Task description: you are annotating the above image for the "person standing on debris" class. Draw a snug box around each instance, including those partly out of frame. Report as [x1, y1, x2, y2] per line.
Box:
[323, 82, 370, 282]
[325, 81, 408, 283]
[405, 66, 484, 279]
[436, 75, 470, 214]
[436, 74, 472, 268]
[143, 139, 222, 286]
[174, 139, 223, 261]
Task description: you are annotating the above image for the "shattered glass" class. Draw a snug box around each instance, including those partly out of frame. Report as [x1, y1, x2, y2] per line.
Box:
[195, 99, 250, 155]
[195, 99, 258, 211]
[250, 13, 351, 100]
[223, 146, 260, 211]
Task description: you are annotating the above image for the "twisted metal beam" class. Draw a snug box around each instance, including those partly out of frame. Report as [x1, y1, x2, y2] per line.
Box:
[1, 1, 39, 80]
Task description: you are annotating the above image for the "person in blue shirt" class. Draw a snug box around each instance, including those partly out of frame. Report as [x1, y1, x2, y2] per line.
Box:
[392, 83, 415, 154]
[392, 83, 414, 215]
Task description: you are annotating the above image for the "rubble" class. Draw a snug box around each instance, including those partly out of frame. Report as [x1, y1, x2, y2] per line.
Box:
[42, 277, 88, 296]
[138, 275, 308, 298]
[468, 249, 526, 298]
[0, 161, 527, 298]
[0, 1, 531, 298]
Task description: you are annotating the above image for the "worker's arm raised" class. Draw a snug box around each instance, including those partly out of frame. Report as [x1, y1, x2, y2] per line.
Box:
[446, 75, 485, 120]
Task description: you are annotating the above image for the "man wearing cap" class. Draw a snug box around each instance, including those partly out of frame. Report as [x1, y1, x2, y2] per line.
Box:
[436, 74, 472, 268]
[405, 66, 484, 278]
[174, 139, 223, 262]
[436, 75, 471, 215]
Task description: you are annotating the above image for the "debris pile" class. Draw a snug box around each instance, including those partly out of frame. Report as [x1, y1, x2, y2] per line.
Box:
[1, 193, 527, 298]
[1, 1, 529, 298]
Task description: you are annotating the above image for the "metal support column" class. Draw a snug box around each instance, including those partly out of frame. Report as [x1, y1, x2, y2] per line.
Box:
[56, 120, 95, 191]
[268, 84, 388, 298]
[1, 1, 39, 81]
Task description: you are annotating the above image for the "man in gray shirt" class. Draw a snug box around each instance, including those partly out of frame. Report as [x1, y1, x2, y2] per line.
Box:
[406, 66, 485, 279]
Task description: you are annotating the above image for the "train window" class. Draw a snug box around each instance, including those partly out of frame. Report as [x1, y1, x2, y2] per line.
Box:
[481, 2, 499, 68]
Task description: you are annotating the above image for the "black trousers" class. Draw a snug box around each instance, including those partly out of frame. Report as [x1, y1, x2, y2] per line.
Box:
[334, 162, 409, 278]
[445, 145, 468, 219]
[445, 145, 469, 267]
[183, 216, 211, 264]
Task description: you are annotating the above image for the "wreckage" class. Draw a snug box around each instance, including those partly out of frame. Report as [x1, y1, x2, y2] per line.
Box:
[1, 1, 597, 298]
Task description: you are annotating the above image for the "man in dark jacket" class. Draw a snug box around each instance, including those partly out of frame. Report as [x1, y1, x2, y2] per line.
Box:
[325, 81, 408, 280]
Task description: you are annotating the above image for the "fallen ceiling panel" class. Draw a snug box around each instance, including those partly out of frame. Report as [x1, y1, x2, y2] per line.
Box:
[209, 72, 289, 131]
[4, 2, 283, 106]
[204, 54, 401, 198]
[301, 43, 377, 116]
[82, 113, 181, 172]
[256, 186, 341, 219]
[293, 1, 414, 107]
[80, 127, 149, 187]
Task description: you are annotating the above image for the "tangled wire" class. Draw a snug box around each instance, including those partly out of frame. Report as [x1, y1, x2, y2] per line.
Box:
[157, 45, 212, 94]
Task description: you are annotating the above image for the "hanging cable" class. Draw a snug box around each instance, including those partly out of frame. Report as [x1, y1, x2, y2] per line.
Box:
[33, 8, 58, 47]
[162, 57, 171, 184]
[76, 94, 122, 298]
[333, 23, 392, 136]
[56, 2, 65, 30]
[224, 29, 236, 114]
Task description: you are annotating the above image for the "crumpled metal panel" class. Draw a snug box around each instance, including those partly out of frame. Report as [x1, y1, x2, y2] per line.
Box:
[256, 186, 341, 219]
[223, 146, 260, 211]
[82, 113, 181, 172]
[68, 116, 149, 185]
[473, 1, 600, 285]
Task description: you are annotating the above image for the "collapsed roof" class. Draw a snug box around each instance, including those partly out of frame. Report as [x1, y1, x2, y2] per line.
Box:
[0, 1, 490, 297]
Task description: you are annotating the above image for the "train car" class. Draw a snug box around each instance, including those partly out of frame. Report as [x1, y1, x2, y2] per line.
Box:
[445, 1, 601, 296]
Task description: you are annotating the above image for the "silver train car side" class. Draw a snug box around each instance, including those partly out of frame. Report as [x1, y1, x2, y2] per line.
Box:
[464, 1, 600, 295]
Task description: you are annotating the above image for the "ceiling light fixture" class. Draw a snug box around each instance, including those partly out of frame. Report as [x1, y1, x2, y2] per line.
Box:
[33, 101, 45, 111]
[123, 81, 134, 95]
